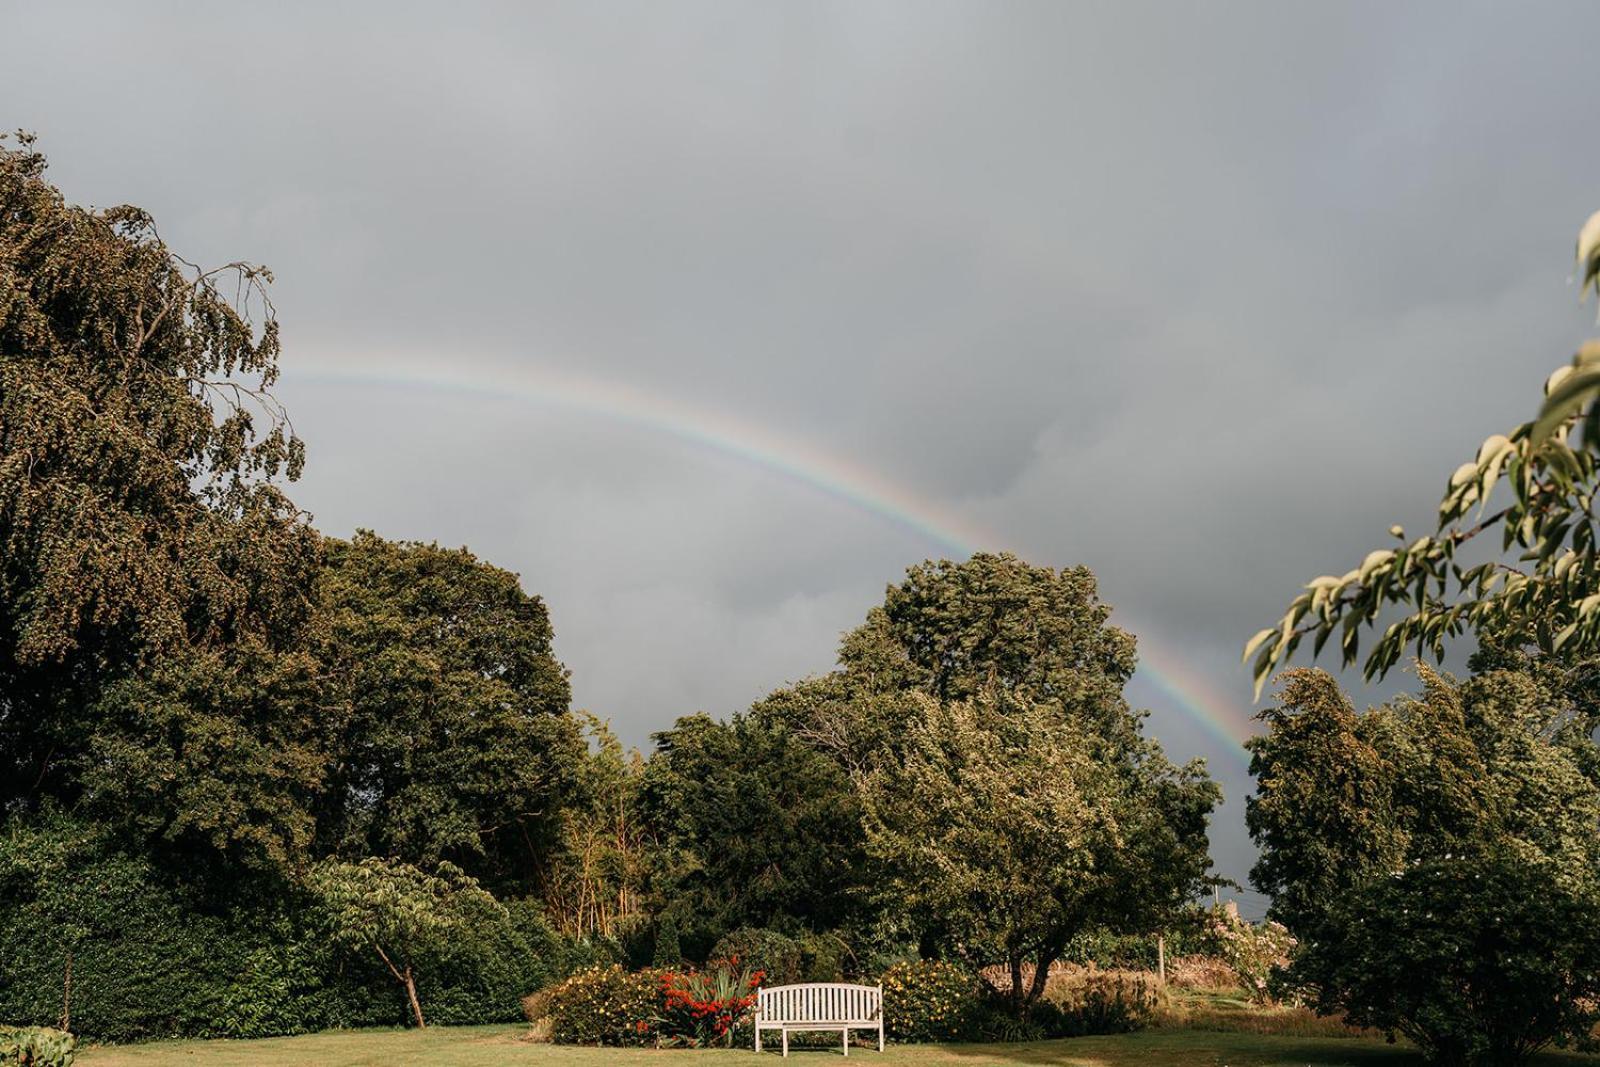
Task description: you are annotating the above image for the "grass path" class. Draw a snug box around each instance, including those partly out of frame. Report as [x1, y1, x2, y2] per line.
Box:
[72, 1024, 1600, 1067]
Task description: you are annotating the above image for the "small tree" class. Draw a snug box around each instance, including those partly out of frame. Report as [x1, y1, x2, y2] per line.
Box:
[653, 915, 683, 968]
[860, 692, 1217, 1013]
[310, 858, 504, 1028]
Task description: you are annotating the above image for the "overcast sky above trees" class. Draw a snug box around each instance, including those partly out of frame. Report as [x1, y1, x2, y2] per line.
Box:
[8, 0, 1600, 890]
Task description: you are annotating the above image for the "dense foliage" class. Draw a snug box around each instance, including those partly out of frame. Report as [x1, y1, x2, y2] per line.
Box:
[880, 960, 981, 1042]
[313, 533, 579, 891]
[1248, 667, 1600, 1064]
[708, 928, 803, 986]
[862, 692, 1216, 1012]
[535, 965, 662, 1046]
[642, 710, 869, 954]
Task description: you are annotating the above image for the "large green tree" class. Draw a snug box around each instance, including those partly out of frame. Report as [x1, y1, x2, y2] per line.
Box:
[0, 134, 318, 866]
[861, 691, 1216, 1013]
[647, 553, 1216, 979]
[1249, 667, 1600, 1065]
[846, 553, 1137, 735]
[640, 709, 868, 955]
[311, 531, 579, 890]
[1248, 209, 1600, 691]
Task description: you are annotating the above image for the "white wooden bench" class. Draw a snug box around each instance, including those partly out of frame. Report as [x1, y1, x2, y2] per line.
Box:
[753, 982, 884, 1057]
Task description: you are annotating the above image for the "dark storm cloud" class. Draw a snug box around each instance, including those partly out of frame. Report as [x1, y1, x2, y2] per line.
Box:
[8, 0, 1600, 890]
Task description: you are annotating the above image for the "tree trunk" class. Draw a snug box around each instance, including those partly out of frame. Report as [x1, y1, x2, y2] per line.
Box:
[1025, 949, 1056, 1008]
[375, 945, 427, 1029]
[59, 950, 72, 1032]
[1009, 953, 1026, 1016]
[403, 966, 426, 1029]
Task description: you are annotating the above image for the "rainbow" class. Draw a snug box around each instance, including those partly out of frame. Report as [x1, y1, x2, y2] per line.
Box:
[297, 355, 1254, 767]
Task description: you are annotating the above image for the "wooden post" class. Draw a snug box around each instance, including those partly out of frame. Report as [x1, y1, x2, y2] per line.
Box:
[1156, 934, 1166, 985]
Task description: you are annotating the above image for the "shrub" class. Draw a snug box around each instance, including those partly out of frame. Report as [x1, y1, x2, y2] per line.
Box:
[657, 959, 764, 1047]
[880, 960, 980, 1042]
[1037, 967, 1163, 1036]
[539, 965, 661, 1046]
[710, 929, 802, 986]
[797, 932, 851, 982]
[0, 825, 246, 1042]
[1198, 906, 1294, 1005]
[0, 1026, 75, 1067]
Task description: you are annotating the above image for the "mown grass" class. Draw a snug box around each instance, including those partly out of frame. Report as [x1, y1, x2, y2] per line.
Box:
[73, 1024, 1600, 1067]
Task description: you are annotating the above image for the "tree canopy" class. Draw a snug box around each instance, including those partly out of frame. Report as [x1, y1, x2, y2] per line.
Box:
[312, 531, 579, 890]
[0, 132, 319, 867]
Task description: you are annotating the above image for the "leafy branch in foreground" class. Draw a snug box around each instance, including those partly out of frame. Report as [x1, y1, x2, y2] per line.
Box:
[1246, 209, 1600, 695]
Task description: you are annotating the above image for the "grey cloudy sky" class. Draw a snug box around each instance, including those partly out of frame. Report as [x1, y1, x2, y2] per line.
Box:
[8, 0, 1600, 897]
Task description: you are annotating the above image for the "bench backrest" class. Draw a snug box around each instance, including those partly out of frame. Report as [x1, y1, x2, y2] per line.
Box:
[757, 982, 882, 1024]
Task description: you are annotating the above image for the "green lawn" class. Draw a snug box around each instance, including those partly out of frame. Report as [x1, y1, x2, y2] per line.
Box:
[72, 1025, 1600, 1067]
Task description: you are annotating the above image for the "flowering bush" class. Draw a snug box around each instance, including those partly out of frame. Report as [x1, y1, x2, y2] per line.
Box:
[881, 960, 980, 1042]
[656, 957, 764, 1047]
[538, 964, 662, 1045]
[1201, 905, 1295, 1005]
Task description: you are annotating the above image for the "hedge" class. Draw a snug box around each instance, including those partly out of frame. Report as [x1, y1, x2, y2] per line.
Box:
[0, 818, 589, 1042]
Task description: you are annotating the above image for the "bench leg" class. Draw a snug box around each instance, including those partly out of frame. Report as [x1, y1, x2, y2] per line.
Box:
[878, 1023, 884, 1052]
[755, 1026, 761, 1053]
[843, 1027, 849, 1056]
[782, 1029, 788, 1058]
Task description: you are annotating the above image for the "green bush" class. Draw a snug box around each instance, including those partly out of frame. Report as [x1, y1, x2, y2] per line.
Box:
[0, 1025, 76, 1066]
[880, 960, 980, 1042]
[709, 928, 803, 985]
[0, 826, 244, 1042]
[797, 932, 851, 982]
[539, 965, 662, 1045]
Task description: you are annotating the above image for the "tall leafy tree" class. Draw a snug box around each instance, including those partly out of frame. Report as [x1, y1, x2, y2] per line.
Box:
[1249, 667, 1600, 1065]
[641, 710, 869, 954]
[0, 133, 318, 865]
[861, 691, 1217, 1013]
[1248, 208, 1600, 692]
[312, 532, 579, 890]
